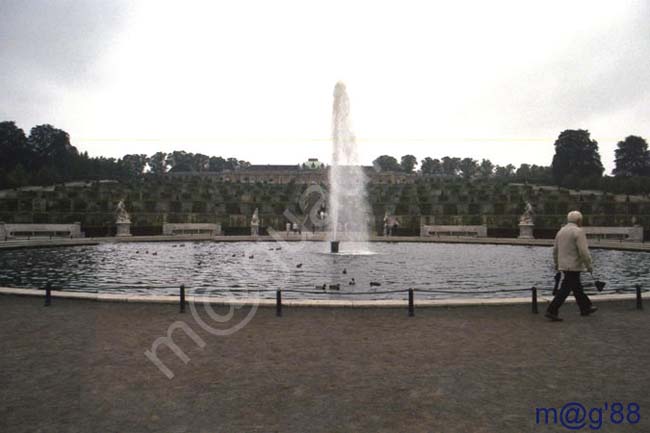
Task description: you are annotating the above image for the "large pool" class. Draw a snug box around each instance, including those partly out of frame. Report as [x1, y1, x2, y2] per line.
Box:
[1, 241, 648, 299]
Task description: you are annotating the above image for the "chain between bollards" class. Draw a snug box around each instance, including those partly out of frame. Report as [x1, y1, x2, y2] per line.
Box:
[276, 289, 282, 317]
[179, 284, 185, 313]
[531, 287, 538, 314]
[44, 281, 52, 307]
[636, 284, 643, 310]
[408, 288, 414, 317]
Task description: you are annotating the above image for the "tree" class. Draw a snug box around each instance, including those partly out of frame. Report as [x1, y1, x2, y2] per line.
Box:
[208, 156, 227, 172]
[529, 165, 551, 183]
[551, 129, 604, 184]
[119, 154, 148, 179]
[87, 156, 120, 180]
[478, 159, 494, 178]
[26, 124, 78, 184]
[0, 121, 29, 166]
[149, 152, 168, 175]
[458, 158, 478, 179]
[372, 155, 401, 172]
[28, 124, 77, 167]
[0, 122, 30, 187]
[166, 151, 195, 172]
[613, 135, 650, 177]
[516, 163, 531, 181]
[441, 156, 460, 176]
[225, 157, 242, 171]
[494, 164, 515, 178]
[420, 157, 442, 175]
[400, 154, 417, 173]
[5, 164, 30, 188]
[192, 153, 210, 172]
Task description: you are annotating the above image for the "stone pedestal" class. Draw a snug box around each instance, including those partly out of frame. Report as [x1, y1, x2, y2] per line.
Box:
[116, 222, 132, 237]
[251, 225, 259, 237]
[518, 223, 534, 239]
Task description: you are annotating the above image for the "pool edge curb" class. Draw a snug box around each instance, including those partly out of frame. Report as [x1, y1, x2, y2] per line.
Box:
[0, 287, 640, 308]
[2, 236, 650, 252]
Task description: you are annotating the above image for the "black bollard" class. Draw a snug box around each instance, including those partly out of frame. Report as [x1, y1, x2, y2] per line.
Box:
[408, 288, 414, 317]
[44, 282, 52, 307]
[179, 284, 185, 313]
[636, 284, 643, 310]
[531, 287, 538, 314]
[276, 289, 282, 317]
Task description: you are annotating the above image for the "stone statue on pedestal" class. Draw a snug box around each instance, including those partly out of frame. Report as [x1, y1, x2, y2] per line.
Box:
[518, 201, 535, 239]
[519, 201, 534, 225]
[251, 208, 259, 236]
[115, 199, 132, 237]
[383, 212, 389, 236]
[383, 212, 399, 236]
[116, 199, 131, 224]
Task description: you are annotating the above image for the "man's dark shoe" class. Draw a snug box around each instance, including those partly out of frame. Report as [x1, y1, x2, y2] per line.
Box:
[581, 306, 598, 316]
[545, 312, 563, 322]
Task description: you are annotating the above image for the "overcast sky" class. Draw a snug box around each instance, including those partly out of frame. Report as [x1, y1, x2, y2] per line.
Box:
[1, 0, 648, 173]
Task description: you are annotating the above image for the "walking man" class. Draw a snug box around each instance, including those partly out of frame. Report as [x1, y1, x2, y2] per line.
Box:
[545, 211, 598, 321]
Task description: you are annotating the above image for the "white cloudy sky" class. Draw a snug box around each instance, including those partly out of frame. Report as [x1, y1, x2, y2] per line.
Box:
[1, 0, 649, 173]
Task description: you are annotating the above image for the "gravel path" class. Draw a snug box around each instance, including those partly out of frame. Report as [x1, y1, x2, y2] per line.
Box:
[1, 295, 648, 432]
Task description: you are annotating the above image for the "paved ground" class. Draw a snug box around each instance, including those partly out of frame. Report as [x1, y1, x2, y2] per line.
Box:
[1, 295, 649, 433]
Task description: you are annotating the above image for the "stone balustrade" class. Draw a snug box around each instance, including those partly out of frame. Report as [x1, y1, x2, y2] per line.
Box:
[420, 224, 488, 238]
[582, 226, 643, 242]
[162, 223, 222, 237]
[0, 222, 83, 240]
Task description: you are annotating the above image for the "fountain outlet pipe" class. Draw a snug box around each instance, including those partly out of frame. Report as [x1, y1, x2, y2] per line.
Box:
[330, 241, 339, 254]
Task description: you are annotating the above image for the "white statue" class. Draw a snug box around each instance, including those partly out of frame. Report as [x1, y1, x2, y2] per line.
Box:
[383, 212, 399, 236]
[251, 208, 259, 236]
[115, 199, 131, 224]
[519, 201, 534, 225]
[383, 212, 389, 236]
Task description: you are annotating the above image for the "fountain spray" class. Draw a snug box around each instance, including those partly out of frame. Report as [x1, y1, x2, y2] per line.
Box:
[328, 82, 371, 253]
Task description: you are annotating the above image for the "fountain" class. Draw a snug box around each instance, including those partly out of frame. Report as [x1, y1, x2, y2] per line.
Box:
[328, 82, 371, 253]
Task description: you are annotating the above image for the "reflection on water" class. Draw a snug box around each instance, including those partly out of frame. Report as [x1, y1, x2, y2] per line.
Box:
[0, 242, 648, 299]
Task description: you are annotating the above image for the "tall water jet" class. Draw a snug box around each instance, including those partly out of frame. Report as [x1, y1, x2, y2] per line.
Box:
[328, 82, 371, 253]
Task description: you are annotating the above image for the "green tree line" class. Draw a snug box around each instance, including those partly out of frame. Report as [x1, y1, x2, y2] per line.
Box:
[2, 121, 649, 194]
[372, 130, 650, 193]
[0, 122, 250, 189]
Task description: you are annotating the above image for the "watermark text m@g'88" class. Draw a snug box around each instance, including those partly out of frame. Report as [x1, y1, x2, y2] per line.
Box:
[535, 402, 640, 430]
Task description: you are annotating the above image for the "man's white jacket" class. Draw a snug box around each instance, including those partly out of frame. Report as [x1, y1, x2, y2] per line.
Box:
[553, 222, 593, 272]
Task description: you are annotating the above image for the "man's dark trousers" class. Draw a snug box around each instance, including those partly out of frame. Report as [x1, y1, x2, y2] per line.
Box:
[547, 271, 592, 315]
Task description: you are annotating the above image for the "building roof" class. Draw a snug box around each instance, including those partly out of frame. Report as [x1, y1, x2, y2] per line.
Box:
[241, 165, 300, 172]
